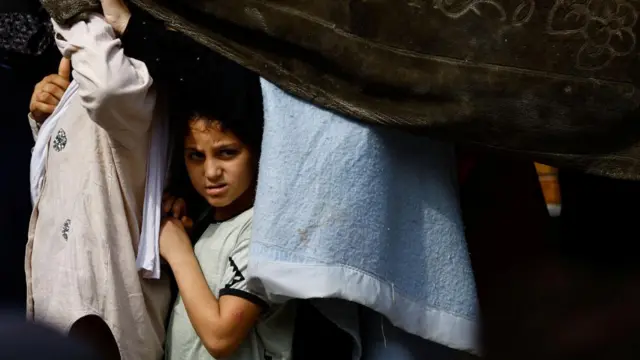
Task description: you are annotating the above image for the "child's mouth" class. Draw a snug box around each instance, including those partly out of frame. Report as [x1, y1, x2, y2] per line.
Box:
[205, 184, 228, 196]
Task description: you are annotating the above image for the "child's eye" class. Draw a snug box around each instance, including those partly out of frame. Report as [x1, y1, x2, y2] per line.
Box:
[218, 148, 239, 158]
[186, 151, 205, 161]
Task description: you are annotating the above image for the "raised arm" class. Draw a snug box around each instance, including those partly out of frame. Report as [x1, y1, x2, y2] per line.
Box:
[52, 15, 155, 148]
[101, 0, 239, 91]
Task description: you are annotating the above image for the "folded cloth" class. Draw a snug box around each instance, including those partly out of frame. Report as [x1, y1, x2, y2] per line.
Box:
[248, 79, 479, 355]
[136, 106, 169, 279]
[30, 80, 79, 204]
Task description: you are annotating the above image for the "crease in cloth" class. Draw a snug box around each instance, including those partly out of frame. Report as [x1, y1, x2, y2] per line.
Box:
[136, 110, 169, 279]
[29, 80, 169, 280]
[30, 80, 79, 204]
[247, 78, 480, 355]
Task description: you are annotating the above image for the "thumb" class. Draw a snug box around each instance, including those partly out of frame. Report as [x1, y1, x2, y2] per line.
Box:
[58, 57, 71, 80]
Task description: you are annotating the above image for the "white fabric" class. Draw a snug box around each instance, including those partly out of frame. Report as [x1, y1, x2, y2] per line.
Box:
[27, 17, 171, 359]
[29, 80, 79, 204]
[166, 208, 296, 360]
[136, 113, 170, 279]
[28, 80, 168, 281]
[31, 101, 169, 280]
[30, 16, 170, 280]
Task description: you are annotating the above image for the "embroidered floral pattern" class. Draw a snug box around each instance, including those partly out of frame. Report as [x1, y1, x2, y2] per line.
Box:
[53, 129, 67, 152]
[61, 219, 71, 240]
[432, 0, 536, 26]
[547, 0, 638, 70]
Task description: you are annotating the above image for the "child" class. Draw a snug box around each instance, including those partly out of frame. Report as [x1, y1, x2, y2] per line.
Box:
[160, 70, 295, 360]
[26, 8, 170, 360]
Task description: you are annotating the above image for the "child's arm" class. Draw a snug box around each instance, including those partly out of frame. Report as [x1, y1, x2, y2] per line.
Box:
[51, 15, 155, 149]
[160, 219, 265, 358]
[103, 0, 241, 92]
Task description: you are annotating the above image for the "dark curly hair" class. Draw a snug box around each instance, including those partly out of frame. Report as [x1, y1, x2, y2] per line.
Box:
[169, 61, 264, 155]
[165, 59, 264, 224]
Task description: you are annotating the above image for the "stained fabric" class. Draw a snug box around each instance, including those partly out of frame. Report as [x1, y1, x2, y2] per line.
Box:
[26, 16, 171, 360]
[247, 78, 478, 354]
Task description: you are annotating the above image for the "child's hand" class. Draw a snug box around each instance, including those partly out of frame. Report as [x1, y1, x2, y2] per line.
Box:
[100, 0, 131, 36]
[162, 193, 194, 233]
[29, 58, 71, 124]
[159, 218, 193, 265]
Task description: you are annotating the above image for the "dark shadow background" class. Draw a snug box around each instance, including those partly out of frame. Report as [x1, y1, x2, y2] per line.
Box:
[0, 45, 59, 311]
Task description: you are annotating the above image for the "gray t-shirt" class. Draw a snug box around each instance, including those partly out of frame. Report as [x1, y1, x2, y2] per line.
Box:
[165, 208, 296, 360]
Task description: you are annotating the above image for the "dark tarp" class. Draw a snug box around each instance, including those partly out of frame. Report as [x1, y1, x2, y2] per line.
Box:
[130, 0, 640, 179]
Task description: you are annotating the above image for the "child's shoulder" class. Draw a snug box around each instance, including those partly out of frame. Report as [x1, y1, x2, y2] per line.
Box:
[199, 207, 253, 243]
[226, 207, 253, 235]
[233, 207, 254, 225]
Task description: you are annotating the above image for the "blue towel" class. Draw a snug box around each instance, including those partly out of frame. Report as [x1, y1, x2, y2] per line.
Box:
[248, 79, 479, 354]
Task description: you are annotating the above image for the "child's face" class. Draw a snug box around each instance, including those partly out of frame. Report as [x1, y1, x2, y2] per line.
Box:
[183, 118, 256, 212]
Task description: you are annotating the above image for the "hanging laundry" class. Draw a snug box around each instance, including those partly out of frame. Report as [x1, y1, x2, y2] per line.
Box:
[25, 11, 171, 359]
[247, 79, 479, 356]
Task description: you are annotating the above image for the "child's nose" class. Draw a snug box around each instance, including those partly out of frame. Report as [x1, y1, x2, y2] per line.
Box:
[204, 159, 222, 179]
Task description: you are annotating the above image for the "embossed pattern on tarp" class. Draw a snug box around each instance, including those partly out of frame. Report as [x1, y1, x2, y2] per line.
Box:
[131, 0, 640, 179]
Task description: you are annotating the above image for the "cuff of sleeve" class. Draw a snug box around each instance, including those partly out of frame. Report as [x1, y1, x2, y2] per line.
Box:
[52, 16, 114, 58]
[219, 288, 269, 312]
[28, 113, 42, 140]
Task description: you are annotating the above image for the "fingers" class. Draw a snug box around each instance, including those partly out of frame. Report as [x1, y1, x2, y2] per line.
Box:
[162, 194, 187, 218]
[162, 195, 175, 215]
[40, 74, 70, 91]
[58, 57, 72, 80]
[30, 79, 68, 113]
[39, 83, 67, 104]
[100, 0, 131, 35]
[31, 102, 57, 116]
[164, 216, 192, 235]
[32, 75, 69, 107]
[30, 73, 72, 122]
[172, 198, 186, 218]
[181, 216, 194, 232]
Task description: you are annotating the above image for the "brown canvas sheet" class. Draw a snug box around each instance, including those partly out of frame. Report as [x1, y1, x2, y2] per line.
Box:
[131, 0, 640, 179]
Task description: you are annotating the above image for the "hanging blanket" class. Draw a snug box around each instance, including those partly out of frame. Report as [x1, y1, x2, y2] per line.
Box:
[129, 0, 640, 179]
[247, 79, 479, 354]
